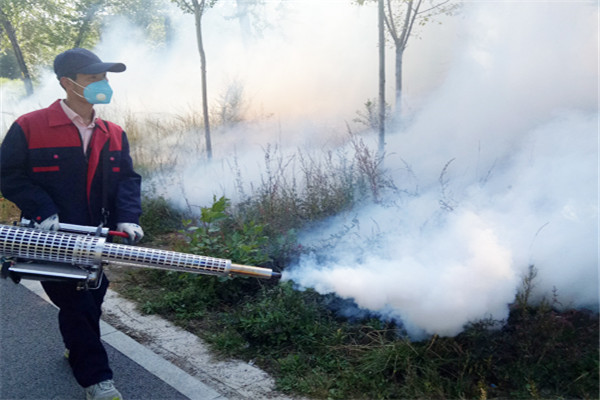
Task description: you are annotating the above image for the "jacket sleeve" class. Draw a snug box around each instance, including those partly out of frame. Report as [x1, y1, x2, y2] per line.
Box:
[114, 131, 142, 224]
[0, 122, 58, 221]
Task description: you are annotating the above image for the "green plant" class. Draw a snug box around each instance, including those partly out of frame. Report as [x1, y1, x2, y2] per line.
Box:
[447, 266, 600, 399]
[131, 195, 276, 321]
[353, 98, 391, 131]
[112, 144, 598, 400]
[228, 140, 394, 267]
[233, 282, 336, 350]
[117, 244, 599, 400]
[139, 195, 184, 242]
[182, 195, 271, 266]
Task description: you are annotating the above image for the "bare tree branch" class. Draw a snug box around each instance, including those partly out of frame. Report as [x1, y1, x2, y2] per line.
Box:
[417, 0, 451, 15]
[384, 0, 398, 41]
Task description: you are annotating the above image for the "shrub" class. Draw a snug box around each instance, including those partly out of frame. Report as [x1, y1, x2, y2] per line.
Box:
[130, 195, 277, 323]
[181, 195, 271, 267]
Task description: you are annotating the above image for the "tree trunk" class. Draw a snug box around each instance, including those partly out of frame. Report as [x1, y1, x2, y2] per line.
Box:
[0, 7, 33, 96]
[74, 10, 95, 47]
[192, 0, 212, 159]
[74, 0, 106, 47]
[378, 0, 385, 155]
[394, 45, 404, 122]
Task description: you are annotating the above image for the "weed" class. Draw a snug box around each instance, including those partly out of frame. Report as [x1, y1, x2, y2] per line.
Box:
[439, 158, 457, 212]
[139, 194, 184, 243]
[119, 246, 599, 400]
[181, 195, 271, 267]
[353, 98, 391, 132]
[212, 80, 247, 127]
[105, 121, 598, 399]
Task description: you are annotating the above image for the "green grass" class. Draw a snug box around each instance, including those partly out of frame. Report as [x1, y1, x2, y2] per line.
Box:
[116, 195, 599, 400]
[118, 266, 598, 400]
[107, 108, 599, 399]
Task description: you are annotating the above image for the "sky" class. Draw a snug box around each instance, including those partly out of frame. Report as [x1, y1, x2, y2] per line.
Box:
[1, 0, 598, 338]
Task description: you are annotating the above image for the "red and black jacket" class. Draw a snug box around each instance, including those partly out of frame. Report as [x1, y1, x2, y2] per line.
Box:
[0, 100, 142, 229]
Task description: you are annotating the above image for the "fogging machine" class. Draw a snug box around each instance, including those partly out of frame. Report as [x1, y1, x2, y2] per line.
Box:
[0, 222, 280, 290]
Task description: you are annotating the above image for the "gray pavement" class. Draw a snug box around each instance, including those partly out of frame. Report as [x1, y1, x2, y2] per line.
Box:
[0, 277, 217, 400]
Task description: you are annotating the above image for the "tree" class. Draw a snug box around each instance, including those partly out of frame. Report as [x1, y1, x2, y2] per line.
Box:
[227, 0, 274, 41]
[357, 0, 457, 121]
[109, 0, 174, 44]
[0, 0, 101, 93]
[0, 1, 34, 95]
[172, 0, 217, 160]
[0, 0, 171, 95]
[377, 0, 385, 154]
[73, 0, 106, 48]
[71, 0, 173, 48]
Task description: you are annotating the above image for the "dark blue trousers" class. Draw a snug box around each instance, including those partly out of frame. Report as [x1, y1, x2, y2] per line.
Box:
[41, 275, 113, 387]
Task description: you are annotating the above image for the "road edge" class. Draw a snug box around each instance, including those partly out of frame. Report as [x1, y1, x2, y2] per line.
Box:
[19, 279, 226, 400]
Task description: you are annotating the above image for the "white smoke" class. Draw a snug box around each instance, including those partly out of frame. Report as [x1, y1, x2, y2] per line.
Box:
[285, 110, 597, 338]
[1, 1, 597, 338]
[284, 1, 599, 337]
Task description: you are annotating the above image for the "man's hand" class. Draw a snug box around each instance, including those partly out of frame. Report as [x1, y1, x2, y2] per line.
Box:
[117, 222, 144, 244]
[35, 214, 60, 231]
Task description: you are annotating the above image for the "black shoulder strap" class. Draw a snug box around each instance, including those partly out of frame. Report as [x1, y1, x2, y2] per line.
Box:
[100, 120, 111, 226]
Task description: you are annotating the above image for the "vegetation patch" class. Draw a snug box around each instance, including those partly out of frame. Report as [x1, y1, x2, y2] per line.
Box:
[113, 196, 599, 400]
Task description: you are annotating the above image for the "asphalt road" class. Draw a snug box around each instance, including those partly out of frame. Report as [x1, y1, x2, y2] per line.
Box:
[0, 277, 210, 400]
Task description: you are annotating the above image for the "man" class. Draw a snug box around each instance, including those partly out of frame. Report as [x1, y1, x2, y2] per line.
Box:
[0, 48, 143, 400]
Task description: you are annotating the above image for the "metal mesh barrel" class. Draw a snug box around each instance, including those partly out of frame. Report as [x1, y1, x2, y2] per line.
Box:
[0, 224, 283, 280]
[0, 224, 231, 276]
[102, 242, 231, 275]
[0, 225, 104, 266]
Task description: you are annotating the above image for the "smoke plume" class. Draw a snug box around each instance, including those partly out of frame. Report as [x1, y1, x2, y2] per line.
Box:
[283, 1, 598, 337]
[1, 1, 597, 338]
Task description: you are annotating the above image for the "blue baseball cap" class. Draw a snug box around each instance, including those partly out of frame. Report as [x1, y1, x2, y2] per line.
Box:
[54, 48, 126, 78]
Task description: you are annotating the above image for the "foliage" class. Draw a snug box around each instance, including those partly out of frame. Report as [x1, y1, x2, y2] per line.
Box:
[355, 0, 460, 50]
[171, 0, 218, 15]
[118, 190, 598, 400]
[1, 0, 65, 81]
[230, 140, 395, 266]
[353, 98, 392, 131]
[109, 0, 173, 44]
[1, 0, 104, 80]
[229, 282, 340, 353]
[120, 261, 599, 400]
[139, 194, 184, 243]
[0, 0, 173, 82]
[181, 195, 271, 267]
[127, 195, 274, 322]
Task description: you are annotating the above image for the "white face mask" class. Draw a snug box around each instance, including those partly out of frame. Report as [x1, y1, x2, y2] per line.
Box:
[68, 78, 113, 104]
